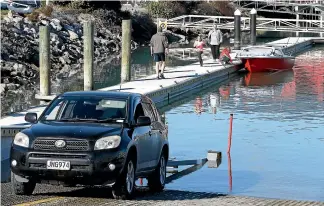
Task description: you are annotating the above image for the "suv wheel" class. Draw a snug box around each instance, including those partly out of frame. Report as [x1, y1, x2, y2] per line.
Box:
[112, 158, 136, 200]
[148, 153, 167, 192]
[11, 172, 36, 195]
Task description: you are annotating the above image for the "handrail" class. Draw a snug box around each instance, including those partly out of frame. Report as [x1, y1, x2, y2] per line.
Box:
[165, 15, 324, 33]
[168, 15, 324, 23]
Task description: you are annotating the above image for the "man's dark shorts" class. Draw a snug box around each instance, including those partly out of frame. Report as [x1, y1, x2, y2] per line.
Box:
[153, 53, 165, 62]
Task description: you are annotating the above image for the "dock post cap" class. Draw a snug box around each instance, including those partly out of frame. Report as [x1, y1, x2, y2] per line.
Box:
[250, 8, 257, 14]
[207, 150, 222, 161]
[234, 9, 241, 16]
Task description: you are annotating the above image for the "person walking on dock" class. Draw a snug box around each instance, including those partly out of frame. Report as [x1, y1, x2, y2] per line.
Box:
[208, 25, 223, 62]
[193, 35, 205, 67]
[150, 26, 169, 79]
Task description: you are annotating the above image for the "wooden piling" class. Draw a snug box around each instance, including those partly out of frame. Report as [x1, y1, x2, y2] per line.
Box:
[39, 26, 50, 98]
[83, 21, 94, 91]
[121, 19, 131, 83]
[250, 8, 257, 46]
[234, 9, 241, 50]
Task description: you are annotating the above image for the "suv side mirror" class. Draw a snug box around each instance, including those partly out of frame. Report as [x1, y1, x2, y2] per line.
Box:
[136, 116, 151, 127]
[25, 113, 37, 124]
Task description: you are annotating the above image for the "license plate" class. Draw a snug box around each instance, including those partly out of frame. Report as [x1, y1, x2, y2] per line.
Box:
[46, 160, 70, 170]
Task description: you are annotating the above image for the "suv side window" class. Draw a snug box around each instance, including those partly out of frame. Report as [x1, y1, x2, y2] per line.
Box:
[134, 103, 145, 123]
[142, 102, 157, 122]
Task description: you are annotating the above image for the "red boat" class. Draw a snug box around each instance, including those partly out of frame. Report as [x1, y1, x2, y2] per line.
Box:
[237, 46, 295, 72]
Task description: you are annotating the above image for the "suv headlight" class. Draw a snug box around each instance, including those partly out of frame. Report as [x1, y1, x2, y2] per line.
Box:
[94, 135, 121, 150]
[13, 132, 29, 148]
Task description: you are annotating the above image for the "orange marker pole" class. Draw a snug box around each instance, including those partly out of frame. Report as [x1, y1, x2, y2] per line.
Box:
[227, 114, 233, 154]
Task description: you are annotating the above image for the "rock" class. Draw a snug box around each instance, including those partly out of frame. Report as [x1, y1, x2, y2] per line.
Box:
[1, 66, 14, 73]
[68, 69, 79, 77]
[50, 18, 62, 31]
[62, 64, 71, 72]
[0, 84, 6, 94]
[13, 63, 19, 70]
[7, 10, 13, 19]
[24, 17, 32, 24]
[56, 73, 64, 80]
[50, 32, 60, 42]
[30, 28, 37, 35]
[12, 16, 23, 23]
[41, 20, 49, 26]
[58, 31, 70, 38]
[2, 78, 10, 84]
[59, 55, 71, 64]
[67, 30, 79, 40]
[4, 17, 11, 23]
[78, 14, 95, 23]
[6, 83, 17, 90]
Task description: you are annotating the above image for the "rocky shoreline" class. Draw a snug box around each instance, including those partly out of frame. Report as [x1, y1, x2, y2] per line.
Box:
[0, 8, 155, 116]
[0, 7, 188, 116]
[1, 9, 139, 89]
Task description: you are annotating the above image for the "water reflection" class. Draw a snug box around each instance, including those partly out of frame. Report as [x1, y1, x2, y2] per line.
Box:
[195, 97, 203, 115]
[227, 152, 232, 193]
[244, 70, 294, 87]
[165, 46, 324, 201]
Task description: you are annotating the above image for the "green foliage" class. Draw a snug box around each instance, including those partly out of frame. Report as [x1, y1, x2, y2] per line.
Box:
[53, 0, 121, 11]
[195, 2, 221, 16]
[26, 6, 53, 22]
[145, 2, 186, 19]
[206, 1, 235, 16]
[145, 1, 235, 19]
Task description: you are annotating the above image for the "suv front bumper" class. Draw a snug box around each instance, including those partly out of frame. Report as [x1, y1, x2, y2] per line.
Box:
[10, 145, 127, 185]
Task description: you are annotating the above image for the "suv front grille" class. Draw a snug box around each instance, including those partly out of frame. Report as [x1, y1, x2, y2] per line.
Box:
[34, 138, 90, 151]
[29, 153, 88, 159]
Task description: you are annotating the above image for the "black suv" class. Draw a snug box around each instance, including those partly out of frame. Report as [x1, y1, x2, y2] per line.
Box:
[10, 91, 169, 199]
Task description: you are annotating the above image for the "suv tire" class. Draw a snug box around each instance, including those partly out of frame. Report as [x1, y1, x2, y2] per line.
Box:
[148, 153, 167, 192]
[11, 172, 36, 195]
[112, 158, 136, 200]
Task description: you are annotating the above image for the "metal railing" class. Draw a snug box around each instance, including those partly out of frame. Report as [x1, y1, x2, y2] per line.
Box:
[166, 15, 324, 33]
[234, 0, 324, 17]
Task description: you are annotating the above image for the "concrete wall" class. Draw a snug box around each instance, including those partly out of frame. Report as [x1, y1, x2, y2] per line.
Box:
[147, 65, 241, 108]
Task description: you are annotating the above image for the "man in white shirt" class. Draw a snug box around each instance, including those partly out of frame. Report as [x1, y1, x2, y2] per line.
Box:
[208, 25, 223, 62]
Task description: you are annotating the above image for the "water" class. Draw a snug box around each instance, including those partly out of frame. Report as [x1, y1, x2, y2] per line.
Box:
[163, 46, 324, 201]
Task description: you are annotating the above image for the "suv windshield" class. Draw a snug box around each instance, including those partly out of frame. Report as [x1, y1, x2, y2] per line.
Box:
[40, 96, 127, 123]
